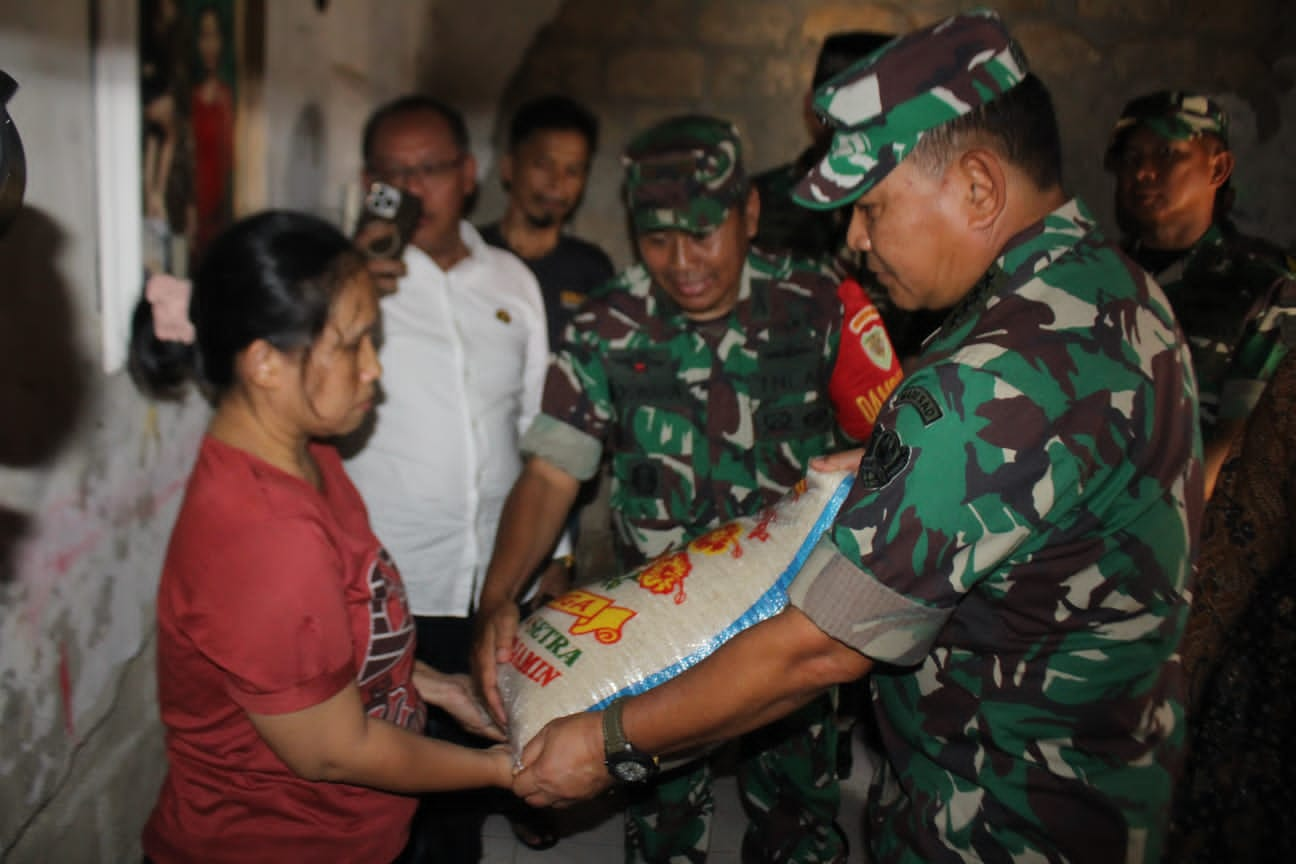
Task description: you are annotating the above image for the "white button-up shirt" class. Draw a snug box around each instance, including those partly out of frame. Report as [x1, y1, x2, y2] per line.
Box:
[344, 222, 549, 616]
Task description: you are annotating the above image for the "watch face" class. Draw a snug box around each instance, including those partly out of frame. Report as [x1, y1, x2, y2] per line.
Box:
[611, 758, 653, 783]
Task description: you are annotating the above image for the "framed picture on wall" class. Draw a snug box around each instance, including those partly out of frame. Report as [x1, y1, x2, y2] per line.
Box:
[95, 0, 264, 373]
[140, 0, 267, 277]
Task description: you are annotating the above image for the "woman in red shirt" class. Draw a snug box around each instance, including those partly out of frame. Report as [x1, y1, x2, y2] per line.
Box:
[130, 211, 512, 863]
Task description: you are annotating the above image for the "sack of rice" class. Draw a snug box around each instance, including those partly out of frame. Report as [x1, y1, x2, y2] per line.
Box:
[499, 467, 856, 754]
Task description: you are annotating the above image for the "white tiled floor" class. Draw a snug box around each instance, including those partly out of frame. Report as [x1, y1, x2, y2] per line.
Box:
[481, 730, 875, 864]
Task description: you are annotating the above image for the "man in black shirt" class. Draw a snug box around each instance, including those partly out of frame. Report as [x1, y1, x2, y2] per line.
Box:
[482, 95, 614, 351]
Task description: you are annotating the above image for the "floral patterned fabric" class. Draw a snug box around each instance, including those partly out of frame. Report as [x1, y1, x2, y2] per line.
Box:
[1170, 350, 1296, 863]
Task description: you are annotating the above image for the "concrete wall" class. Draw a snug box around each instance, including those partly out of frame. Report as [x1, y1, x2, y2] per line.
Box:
[0, 5, 182, 862]
[0, 0, 1292, 861]
[475, 0, 1296, 269]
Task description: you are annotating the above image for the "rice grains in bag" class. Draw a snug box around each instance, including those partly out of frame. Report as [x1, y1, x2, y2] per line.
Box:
[499, 467, 855, 754]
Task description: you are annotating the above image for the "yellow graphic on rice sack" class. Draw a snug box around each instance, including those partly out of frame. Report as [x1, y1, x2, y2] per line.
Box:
[689, 523, 745, 559]
[547, 589, 638, 644]
[637, 550, 693, 605]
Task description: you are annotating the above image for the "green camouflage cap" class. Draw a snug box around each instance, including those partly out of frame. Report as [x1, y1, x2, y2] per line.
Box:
[792, 8, 1028, 210]
[623, 114, 747, 233]
[1103, 90, 1230, 170]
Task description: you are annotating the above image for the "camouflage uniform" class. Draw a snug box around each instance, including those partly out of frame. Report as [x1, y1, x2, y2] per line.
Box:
[792, 199, 1201, 863]
[783, 11, 1202, 863]
[522, 115, 845, 863]
[1105, 91, 1296, 436]
[527, 253, 842, 567]
[525, 253, 845, 864]
[1131, 226, 1296, 434]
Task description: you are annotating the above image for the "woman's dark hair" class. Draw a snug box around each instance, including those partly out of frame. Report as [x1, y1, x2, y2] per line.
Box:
[129, 210, 364, 401]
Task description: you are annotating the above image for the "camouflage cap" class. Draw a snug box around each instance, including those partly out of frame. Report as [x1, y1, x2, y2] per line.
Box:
[792, 8, 1028, 210]
[623, 114, 747, 234]
[1103, 90, 1230, 170]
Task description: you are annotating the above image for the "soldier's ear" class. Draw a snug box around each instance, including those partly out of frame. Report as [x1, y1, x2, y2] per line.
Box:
[1208, 148, 1235, 188]
[957, 148, 1006, 231]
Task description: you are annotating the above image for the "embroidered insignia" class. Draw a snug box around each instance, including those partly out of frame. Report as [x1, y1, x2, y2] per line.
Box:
[893, 386, 943, 426]
[857, 427, 910, 489]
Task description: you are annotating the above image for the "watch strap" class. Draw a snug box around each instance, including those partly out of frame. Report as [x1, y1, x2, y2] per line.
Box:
[602, 697, 630, 756]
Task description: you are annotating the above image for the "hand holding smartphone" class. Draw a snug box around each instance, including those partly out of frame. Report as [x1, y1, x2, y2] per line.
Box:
[354, 181, 422, 260]
[353, 182, 421, 295]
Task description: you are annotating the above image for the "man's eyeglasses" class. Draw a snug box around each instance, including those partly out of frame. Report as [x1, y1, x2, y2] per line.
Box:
[369, 154, 465, 187]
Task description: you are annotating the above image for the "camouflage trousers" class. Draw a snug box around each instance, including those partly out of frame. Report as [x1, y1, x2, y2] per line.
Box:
[624, 689, 844, 864]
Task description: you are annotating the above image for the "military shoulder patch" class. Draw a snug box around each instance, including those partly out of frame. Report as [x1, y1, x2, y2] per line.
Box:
[893, 386, 943, 426]
[857, 427, 910, 490]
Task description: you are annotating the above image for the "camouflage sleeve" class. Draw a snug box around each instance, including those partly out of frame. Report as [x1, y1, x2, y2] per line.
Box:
[790, 358, 1075, 662]
[1218, 271, 1296, 422]
[519, 307, 616, 482]
[822, 288, 846, 450]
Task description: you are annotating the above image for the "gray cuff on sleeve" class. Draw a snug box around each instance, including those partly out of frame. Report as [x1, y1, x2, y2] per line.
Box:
[789, 539, 950, 667]
[520, 414, 604, 482]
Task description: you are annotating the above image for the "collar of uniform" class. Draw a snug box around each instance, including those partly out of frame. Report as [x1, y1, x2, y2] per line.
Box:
[937, 198, 1097, 336]
[995, 198, 1096, 283]
[1127, 221, 1223, 259]
[1125, 221, 1223, 281]
[650, 256, 756, 329]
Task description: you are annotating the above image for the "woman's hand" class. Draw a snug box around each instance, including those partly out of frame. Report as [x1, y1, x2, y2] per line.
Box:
[413, 662, 506, 742]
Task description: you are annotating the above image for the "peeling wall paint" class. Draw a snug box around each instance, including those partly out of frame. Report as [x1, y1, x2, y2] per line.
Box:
[0, 387, 207, 853]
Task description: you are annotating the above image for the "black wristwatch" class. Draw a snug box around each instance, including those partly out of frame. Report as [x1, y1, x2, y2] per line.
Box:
[602, 698, 659, 783]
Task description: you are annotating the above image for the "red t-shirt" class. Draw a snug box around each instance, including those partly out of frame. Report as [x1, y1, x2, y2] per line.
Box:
[143, 437, 425, 864]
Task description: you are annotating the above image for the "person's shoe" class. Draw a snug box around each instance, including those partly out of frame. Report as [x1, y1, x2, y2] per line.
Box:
[509, 809, 558, 851]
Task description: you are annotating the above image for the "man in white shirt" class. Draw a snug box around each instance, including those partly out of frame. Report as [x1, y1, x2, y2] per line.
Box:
[344, 94, 548, 864]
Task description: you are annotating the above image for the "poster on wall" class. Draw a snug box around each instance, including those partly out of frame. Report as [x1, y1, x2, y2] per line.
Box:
[138, 0, 262, 278]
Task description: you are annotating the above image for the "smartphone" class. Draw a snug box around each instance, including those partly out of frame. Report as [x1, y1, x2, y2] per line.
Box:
[354, 181, 422, 259]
